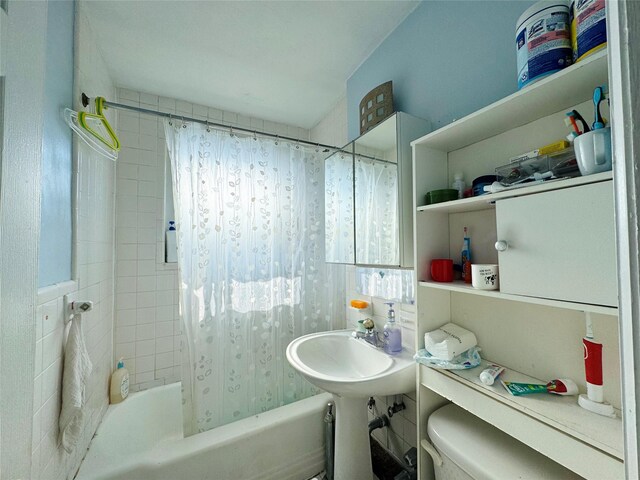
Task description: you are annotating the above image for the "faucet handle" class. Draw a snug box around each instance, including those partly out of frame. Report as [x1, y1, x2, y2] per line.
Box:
[362, 318, 375, 332]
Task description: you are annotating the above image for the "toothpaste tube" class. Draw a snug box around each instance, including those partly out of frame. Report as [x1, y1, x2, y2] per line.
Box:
[501, 378, 580, 396]
[546, 378, 579, 396]
[479, 364, 505, 386]
[501, 380, 547, 396]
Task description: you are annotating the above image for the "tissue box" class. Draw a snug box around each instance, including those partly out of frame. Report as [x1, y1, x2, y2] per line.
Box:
[424, 323, 477, 361]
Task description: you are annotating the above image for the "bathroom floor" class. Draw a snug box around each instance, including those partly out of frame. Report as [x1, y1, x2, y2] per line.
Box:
[306, 440, 402, 480]
[371, 440, 405, 480]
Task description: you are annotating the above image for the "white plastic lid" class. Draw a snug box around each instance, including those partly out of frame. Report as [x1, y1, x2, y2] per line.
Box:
[427, 404, 582, 480]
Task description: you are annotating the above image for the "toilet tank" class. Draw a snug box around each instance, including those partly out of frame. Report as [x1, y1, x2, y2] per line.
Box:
[426, 404, 583, 480]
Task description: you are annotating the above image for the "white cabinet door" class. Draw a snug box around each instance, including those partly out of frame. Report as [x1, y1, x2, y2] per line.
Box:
[496, 180, 617, 306]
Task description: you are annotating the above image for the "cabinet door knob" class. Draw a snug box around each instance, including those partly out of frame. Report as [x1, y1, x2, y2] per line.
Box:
[495, 240, 509, 252]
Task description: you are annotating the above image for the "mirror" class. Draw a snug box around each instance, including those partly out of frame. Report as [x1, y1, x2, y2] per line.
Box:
[354, 154, 399, 266]
[325, 113, 430, 267]
[324, 148, 355, 264]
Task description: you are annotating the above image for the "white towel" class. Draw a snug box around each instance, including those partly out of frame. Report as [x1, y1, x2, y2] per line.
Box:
[59, 314, 93, 453]
[424, 323, 477, 361]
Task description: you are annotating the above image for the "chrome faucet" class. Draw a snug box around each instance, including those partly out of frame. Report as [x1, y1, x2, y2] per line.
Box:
[352, 318, 384, 348]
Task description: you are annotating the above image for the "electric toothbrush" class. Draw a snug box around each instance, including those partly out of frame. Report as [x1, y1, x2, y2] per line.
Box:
[578, 312, 615, 417]
[592, 86, 606, 130]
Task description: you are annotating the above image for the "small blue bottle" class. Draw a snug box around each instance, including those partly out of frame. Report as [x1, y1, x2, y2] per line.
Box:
[383, 302, 402, 355]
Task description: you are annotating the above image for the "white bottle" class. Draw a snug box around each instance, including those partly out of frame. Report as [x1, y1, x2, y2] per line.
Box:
[383, 302, 402, 355]
[165, 221, 178, 263]
[479, 364, 505, 385]
[110, 358, 129, 404]
[452, 173, 466, 199]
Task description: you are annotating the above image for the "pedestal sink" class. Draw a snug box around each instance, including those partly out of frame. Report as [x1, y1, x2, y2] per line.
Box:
[286, 330, 415, 480]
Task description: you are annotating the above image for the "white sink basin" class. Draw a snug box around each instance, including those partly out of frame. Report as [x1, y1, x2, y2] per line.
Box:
[286, 329, 414, 397]
[286, 329, 416, 479]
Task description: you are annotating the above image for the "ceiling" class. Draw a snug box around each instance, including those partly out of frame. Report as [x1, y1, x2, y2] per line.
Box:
[82, 0, 420, 130]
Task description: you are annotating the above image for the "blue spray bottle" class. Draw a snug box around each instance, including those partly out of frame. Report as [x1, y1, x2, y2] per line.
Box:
[461, 226, 471, 284]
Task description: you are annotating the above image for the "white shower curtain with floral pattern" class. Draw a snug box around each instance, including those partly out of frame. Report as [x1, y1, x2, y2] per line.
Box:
[164, 121, 345, 435]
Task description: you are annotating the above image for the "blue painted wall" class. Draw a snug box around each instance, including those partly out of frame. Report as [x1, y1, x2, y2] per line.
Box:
[39, 1, 74, 287]
[347, 0, 536, 140]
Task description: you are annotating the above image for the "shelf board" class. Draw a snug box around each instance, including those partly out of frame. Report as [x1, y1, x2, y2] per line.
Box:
[420, 361, 624, 478]
[411, 50, 608, 152]
[418, 280, 618, 315]
[417, 171, 613, 213]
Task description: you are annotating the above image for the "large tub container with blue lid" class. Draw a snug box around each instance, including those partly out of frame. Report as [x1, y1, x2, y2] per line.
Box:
[516, 1, 573, 90]
[425, 403, 583, 479]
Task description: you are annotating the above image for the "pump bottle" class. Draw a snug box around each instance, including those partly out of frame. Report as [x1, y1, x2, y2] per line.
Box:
[110, 358, 130, 404]
[383, 302, 402, 355]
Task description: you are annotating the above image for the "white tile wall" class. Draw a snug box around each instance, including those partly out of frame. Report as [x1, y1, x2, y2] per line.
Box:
[30, 5, 117, 479]
[113, 89, 180, 392]
[33, 282, 74, 480]
[368, 392, 418, 460]
[310, 98, 418, 460]
[114, 87, 311, 392]
[347, 266, 418, 459]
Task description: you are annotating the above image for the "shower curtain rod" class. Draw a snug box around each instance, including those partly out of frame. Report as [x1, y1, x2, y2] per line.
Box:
[81, 93, 341, 153]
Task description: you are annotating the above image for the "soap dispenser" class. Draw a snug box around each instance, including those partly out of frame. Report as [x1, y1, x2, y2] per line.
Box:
[383, 302, 402, 355]
[110, 358, 129, 404]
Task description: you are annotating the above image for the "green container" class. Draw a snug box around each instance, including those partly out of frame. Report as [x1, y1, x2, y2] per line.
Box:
[425, 189, 458, 205]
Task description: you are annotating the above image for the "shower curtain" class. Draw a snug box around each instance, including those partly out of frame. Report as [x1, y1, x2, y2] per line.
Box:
[164, 121, 345, 435]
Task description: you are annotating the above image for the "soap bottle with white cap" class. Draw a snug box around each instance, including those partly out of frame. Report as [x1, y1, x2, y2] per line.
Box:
[110, 358, 130, 404]
[452, 173, 466, 199]
[383, 302, 402, 355]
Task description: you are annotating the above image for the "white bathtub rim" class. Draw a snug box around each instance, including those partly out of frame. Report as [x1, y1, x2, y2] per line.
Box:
[94, 382, 182, 436]
[87, 382, 183, 460]
[77, 384, 331, 480]
[125, 446, 325, 480]
[153, 390, 332, 461]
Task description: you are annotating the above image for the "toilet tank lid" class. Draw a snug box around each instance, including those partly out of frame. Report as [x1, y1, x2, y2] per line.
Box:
[427, 404, 582, 480]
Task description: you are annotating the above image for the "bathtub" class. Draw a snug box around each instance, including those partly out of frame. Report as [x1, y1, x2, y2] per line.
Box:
[76, 382, 331, 480]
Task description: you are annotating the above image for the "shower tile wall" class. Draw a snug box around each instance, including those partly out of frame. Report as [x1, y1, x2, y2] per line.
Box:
[309, 98, 418, 460]
[31, 6, 116, 479]
[113, 87, 311, 391]
[113, 89, 181, 391]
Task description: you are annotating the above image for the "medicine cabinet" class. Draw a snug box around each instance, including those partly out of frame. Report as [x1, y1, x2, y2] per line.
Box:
[324, 112, 430, 267]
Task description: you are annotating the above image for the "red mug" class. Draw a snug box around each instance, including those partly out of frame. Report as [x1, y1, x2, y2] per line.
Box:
[430, 259, 454, 282]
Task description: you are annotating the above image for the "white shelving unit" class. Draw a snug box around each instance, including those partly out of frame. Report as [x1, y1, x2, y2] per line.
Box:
[417, 280, 617, 316]
[416, 171, 612, 213]
[411, 50, 608, 152]
[420, 362, 623, 479]
[412, 49, 624, 480]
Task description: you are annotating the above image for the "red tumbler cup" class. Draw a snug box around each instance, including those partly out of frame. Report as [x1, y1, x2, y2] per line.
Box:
[430, 259, 454, 282]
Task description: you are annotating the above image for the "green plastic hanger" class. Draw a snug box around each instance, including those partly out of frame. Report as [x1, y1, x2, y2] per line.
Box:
[78, 97, 121, 151]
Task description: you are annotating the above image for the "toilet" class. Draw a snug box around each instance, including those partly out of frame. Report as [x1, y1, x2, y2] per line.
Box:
[425, 404, 583, 480]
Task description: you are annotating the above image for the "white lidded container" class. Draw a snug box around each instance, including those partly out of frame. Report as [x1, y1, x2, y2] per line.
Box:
[570, 0, 607, 63]
[426, 404, 582, 480]
[516, 0, 572, 89]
